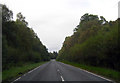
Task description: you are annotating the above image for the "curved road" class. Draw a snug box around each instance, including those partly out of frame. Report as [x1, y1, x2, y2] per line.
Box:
[13, 60, 113, 83]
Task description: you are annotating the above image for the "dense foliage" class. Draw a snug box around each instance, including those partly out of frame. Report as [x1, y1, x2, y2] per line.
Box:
[2, 5, 50, 70]
[49, 51, 58, 59]
[57, 13, 119, 71]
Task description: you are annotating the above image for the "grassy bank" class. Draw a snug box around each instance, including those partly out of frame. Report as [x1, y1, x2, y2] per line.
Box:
[2, 61, 48, 82]
[59, 60, 120, 83]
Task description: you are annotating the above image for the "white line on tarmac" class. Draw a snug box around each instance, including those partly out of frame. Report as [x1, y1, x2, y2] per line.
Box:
[80, 68, 112, 82]
[60, 76, 65, 81]
[57, 68, 65, 81]
[12, 64, 43, 83]
[12, 77, 21, 83]
[59, 62, 113, 82]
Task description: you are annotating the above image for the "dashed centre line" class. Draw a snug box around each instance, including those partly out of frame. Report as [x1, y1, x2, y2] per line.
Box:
[57, 69, 65, 81]
[60, 76, 65, 81]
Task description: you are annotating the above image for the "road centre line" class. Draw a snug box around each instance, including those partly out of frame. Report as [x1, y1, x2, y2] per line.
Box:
[60, 76, 65, 81]
[57, 68, 65, 81]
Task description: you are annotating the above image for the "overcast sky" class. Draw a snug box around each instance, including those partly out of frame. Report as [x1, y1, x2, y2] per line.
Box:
[1, 0, 119, 52]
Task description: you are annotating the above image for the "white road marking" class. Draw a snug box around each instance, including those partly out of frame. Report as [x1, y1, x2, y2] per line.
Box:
[27, 65, 42, 74]
[56, 68, 65, 81]
[60, 76, 65, 81]
[12, 77, 21, 83]
[12, 64, 43, 83]
[28, 70, 33, 73]
[80, 68, 112, 82]
[59, 62, 113, 82]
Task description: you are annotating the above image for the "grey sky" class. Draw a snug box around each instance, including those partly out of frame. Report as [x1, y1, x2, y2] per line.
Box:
[0, 0, 119, 52]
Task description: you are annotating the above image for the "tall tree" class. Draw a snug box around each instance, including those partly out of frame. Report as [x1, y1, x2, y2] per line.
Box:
[16, 12, 28, 26]
[2, 5, 13, 22]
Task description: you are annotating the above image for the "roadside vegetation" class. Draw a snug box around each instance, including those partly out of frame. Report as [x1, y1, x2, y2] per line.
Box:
[2, 5, 50, 82]
[2, 5, 50, 69]
[59, 60, 120, 83]
[3, 62, 48, 83]
[2, 4, 120, 82]
[57, 13, 120, 82]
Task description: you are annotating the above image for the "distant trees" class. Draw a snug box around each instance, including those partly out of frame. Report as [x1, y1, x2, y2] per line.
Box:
[2, 5, 50, 70]
[57, 13, 119, 71]
[49, 51, 58, 59]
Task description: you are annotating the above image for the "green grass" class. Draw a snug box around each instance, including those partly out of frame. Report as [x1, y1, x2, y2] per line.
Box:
[2, 61, 48, 82]
[60, 60, 120, 83]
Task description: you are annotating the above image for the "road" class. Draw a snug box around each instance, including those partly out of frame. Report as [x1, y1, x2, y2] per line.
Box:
[13, 60, 113, 83]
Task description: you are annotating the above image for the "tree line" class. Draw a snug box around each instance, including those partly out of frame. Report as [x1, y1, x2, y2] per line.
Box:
[57, 13, 120, 71]
[49, 51, 58, 59]
[2, 5, 50, 70]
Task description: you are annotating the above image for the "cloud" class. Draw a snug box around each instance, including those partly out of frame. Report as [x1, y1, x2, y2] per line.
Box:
[1, 0, 119, 52]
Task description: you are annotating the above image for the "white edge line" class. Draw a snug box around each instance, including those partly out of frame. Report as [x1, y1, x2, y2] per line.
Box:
[80, 68, 112, 81]
[12, 77, 21, 83]
[60, 62, 113, 82]
[12, 64, 42, 83]
[60, 76, 65, 81]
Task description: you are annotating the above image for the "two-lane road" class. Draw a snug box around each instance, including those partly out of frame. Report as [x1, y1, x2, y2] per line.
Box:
[13, 60, 113, 82]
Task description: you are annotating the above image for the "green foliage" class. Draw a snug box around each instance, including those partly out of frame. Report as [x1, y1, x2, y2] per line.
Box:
[3, 62, 48, 82]
[49, 51, 58, 59]
[16, 12, 28, 26]
[60, 60, 120, 83]
[57, 13, 119, 71]
[2, 5, 13, 22]
[2, 5, 50, 70]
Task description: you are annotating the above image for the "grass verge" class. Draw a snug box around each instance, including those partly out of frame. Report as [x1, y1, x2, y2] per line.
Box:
[2, 61, 48, 82]
[60, 60, 120, 83]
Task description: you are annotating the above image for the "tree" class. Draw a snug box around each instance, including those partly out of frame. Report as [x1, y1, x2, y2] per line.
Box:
[57, 13, 119, 71]
[100, 16, 108, 25]
[16, 12, 28, 26]
[80, 13, 98, 23]
[49, 51, 58, 59]
[2, 5, 13, 22]
[2, 5, 50, 70]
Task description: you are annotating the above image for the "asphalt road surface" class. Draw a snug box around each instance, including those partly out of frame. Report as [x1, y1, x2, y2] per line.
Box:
[13, 60, 113, 83]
